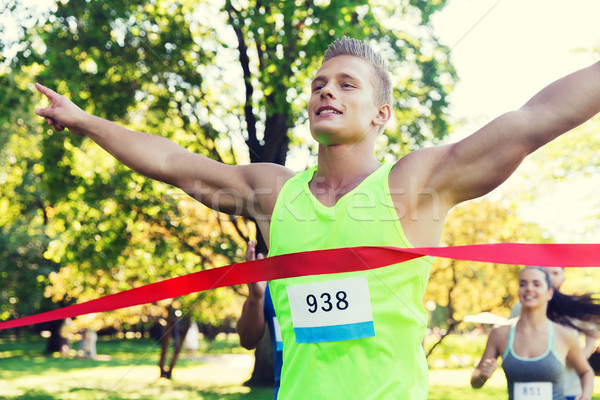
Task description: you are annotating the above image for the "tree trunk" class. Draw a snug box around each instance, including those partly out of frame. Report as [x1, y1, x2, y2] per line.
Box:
[425, 320, 458, 359]
[158, 315, 190, 379]
[166, 320, 190, 377]
[44, 319, 67, 354]
[158, 323, 171, 378]
[426, 263, 458, 359]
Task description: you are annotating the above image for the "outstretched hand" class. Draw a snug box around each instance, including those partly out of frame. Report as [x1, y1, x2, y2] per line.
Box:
[34, 83, 86, 135]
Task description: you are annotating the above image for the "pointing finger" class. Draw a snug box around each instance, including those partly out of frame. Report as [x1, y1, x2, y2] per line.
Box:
[35, 83, 59, 101]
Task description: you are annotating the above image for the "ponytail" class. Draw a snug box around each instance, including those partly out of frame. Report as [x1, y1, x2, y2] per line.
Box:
[521, 266, 600, 336]
[548, 291, 600, 336]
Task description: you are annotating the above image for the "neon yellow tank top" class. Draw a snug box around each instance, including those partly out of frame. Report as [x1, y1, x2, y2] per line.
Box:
[268, 162, 433, 399]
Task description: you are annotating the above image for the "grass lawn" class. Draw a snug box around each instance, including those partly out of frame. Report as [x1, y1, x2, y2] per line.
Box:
[2, 334, 600, 399]
[0, 335, 272, 400]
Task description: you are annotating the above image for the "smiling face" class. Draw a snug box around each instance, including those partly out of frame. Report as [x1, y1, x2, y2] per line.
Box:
[518, 268, 554, 309]
[308, 55, 390, 146]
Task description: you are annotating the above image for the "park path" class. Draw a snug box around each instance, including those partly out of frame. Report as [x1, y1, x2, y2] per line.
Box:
[196, 353, 255, 369]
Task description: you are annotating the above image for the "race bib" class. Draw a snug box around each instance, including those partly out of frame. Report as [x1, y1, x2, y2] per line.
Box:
[286, 276, 374, 343]
[514, 382, 552, 400]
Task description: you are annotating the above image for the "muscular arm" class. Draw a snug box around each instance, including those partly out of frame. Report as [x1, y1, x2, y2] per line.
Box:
[34, 83, 293, 218]
[237, 281, 267, 349]
[428, 61, 600, 207]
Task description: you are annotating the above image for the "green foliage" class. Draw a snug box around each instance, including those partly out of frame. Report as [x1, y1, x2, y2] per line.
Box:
[1, 0, 456, 335]
[224, 0, 456, 162]
[506, 116, 600, 243]
[524, 117, 600, 182]
[425, 333, 487, 369]
[0, 71, 60, 321]
[426, 199, 548, 327]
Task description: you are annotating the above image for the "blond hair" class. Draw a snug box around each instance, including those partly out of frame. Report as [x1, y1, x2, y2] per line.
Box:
[322, 37, 392, 106]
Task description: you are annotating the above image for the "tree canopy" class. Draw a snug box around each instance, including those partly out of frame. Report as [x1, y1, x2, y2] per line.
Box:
[1, 0, 456, 330]
[424, 198, 549, 356]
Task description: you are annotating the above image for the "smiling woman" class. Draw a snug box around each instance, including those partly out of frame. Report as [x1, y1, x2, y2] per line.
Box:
[471, 267, 600, 400]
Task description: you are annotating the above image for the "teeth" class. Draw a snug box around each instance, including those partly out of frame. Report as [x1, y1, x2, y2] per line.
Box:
[318, 109, 341, 115]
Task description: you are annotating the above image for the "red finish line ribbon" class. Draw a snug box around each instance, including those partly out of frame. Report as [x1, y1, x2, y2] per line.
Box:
[1, 243, 599, 331]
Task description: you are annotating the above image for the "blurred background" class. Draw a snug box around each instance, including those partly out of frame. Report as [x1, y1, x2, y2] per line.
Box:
[1, 0, 598, 398]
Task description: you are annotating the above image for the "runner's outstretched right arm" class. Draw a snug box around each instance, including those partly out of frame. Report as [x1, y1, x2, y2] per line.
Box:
[34, 83, 293, 218]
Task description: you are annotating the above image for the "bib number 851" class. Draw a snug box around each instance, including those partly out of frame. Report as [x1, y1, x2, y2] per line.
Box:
[514, 382, 552, 400]
[306, 291, 348, 313]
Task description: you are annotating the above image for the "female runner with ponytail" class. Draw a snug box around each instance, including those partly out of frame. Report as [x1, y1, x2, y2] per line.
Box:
[471, 266, 600, 400]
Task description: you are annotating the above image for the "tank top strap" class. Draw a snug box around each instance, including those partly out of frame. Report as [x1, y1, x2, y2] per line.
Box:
[503, 321, 517, 360]
[548, 320, 563, 362]
[503, 319, 556, 360]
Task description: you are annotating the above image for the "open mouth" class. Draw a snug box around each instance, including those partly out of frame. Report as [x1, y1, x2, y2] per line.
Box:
[316, 107, 342, 116]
